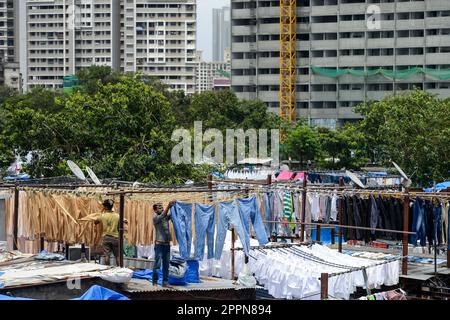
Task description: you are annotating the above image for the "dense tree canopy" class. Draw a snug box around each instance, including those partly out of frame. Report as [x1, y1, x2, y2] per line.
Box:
[355, 90, 450, 186]
[0, 67, 448, 187]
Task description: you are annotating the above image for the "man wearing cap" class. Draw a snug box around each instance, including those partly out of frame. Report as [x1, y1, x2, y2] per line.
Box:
[95, 199, 120, 266]
[152, 200, 176, 287]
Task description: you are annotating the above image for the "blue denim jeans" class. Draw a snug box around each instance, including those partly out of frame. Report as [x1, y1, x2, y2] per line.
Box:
[170, 202, 192, 259]
[264, 192, 274, 236]
[409, 198, 426, 246]
[153, 244, 170, 284]
[238, 195, 269, 246]
[215, 200, 250, 260]
[194, 203, 215, 260]
[433, 204, 442, 245]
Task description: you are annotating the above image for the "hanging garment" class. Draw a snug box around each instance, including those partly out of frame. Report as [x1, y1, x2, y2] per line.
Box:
[263, 192, 274, 236]
[369, 196, 379, 240]
[273, 191, 284, 235]
[215, 200, 250, 260]
[330, 194, 338, 221]
[433, 201, 442, 245]
[442, 201, 449, 245]
[409, 197, 427, 247]
[238, 195, 269, 246]
[280, 192, 293, 236]
[194, 203, 216, 261]
[170, 202, 193, 259]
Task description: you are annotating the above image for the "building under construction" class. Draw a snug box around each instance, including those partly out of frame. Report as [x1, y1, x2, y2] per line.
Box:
[230, 0, 450, 128]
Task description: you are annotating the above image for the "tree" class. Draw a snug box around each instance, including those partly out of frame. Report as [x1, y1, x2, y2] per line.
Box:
[355, 89, 450, 186]
[0, 75, 209, 183]
[283, 122, 322, 166]
[76, 65, 121, 94]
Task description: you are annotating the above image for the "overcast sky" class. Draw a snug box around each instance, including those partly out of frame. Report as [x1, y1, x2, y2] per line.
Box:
[197, 0, 230, 61]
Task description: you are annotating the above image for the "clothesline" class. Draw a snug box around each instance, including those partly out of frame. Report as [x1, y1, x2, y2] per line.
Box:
[263, 220, 416, 235]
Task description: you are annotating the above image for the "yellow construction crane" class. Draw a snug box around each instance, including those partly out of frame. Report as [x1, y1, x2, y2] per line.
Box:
[279, 0, 297, 125]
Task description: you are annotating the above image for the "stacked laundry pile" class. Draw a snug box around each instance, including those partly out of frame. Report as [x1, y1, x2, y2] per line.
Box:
[247, 244, 399, 300]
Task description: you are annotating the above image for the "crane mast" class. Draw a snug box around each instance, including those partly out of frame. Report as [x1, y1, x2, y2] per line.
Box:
[279, 0, 297, 125]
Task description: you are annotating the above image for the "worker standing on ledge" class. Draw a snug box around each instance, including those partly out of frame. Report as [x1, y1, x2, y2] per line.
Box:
[152, 200, 176, 287]
[95, 199, 120, 266]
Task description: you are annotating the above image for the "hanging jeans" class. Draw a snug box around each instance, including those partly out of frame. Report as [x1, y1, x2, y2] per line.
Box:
[238, 195, 269, 246]
[433, 204, 442, 245]
[409, 198, 427, 246]
[263, 192, 274, 236]
[194, 203, 215, 261]
[152, 244, 170, 284]
[215, 200, 250, 260]
[170, 202, 192, 259]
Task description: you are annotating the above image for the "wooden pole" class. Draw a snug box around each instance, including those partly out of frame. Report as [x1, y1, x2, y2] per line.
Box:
[118, 193, 125, 268]
[338, 177, 344, 253]
[300, 175, 307, 242]
[13, 185, 19, 251]
[402, 188, 410, 275]
[40, 236, 45, 252]
[320, 273, 329, 300]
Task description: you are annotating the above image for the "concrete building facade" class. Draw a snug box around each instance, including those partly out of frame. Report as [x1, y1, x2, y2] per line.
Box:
[231, 0, 450, 128]
[213, 6, 231, 62]
[0, 0, 18, 88]
[195, 50, 230, 92]
[18, 0, 196, 93]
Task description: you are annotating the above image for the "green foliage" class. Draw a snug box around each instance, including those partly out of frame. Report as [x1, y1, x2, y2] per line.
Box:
[0, 67, 281, 183]
[283, 122, 322, 165]
[355, 89, 450, 185]
[1, 66, 448, 187]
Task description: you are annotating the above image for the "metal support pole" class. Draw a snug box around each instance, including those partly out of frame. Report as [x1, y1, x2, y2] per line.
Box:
[338, 177, 344, 253]
[118, 193, 125, 268]
[231, 227, 236, 280]
[331, 225, 336, 245]
[316, 224, 321, 242]
[13, 185, 19, 251]
[300, 175, 307, 242]
[402, 189, 410, 275]
[320, 273, 329, 300]
[267, 174, 272, 242]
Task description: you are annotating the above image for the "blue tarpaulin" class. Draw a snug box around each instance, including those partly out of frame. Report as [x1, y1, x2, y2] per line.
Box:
[424, 181, 450, 192]
[0, 285, 129, 301]
[74, 285, 129, 300]
[0, 295, 33, 300]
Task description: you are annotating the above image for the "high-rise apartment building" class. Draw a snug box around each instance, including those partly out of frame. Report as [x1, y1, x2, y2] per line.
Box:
[18, 0, 196, 93]
[0, 0, 18, 88]
[231, 0, 450, 128]
[213, 6, 231, 62]
[195, 50, 230, 92]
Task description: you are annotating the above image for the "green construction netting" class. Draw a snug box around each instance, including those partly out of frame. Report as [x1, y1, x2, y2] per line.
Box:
[311, 66, 450, 80]
[63, 75, 81, 93]
[217, 69, 231, 79]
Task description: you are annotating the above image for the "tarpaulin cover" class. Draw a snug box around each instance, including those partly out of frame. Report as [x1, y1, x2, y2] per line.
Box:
[0, 295, 33, 300]
[294, 172, 305, 180]
[312, 66, 450, 80]
[185, 260, 201, 283]
[0, 285, 128, 300]
[73, 285, 129, 300]
[424, 181, 450, 192]
[277, 171, 295, 181]
[132, 269, 187, 286]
